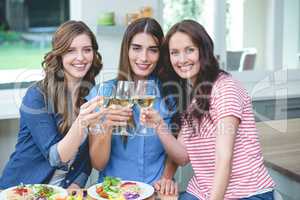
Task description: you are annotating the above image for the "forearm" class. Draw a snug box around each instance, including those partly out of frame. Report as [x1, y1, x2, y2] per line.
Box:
[209, 159, 232, 200]
[156, 123, 189, 166]
[57, 118, 86, 162]
[162, 157, 178, 179]
[89, 131, 112, 170]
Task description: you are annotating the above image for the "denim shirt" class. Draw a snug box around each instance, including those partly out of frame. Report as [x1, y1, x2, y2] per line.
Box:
[0, 84, 92, 189]
[86, 76, 175, 184]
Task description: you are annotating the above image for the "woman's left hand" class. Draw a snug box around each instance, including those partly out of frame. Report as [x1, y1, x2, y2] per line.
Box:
[154, 178, 178, 196]
[140, 108, 164, 130]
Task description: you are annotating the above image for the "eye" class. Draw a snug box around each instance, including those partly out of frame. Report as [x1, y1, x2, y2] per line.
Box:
[186, 47, 195, 53]
[170, 50, 179, 56]
[149, 48, 159, 53]
[131, 46, 141, 51]
[83, 48, 93, 53]
[67, 48, 75, 53]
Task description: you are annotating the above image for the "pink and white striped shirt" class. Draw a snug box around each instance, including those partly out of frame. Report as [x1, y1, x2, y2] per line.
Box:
[181, 74, 275, 199]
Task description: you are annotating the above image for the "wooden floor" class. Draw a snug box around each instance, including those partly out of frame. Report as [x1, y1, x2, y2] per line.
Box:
[257, 118, 300, 183]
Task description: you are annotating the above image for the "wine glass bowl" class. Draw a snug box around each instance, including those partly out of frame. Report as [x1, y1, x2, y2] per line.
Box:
[97, 82, 116, 108]
[134, 80, 157, 134]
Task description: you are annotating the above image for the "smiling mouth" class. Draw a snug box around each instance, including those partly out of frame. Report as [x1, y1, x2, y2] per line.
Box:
[178, 64, 193, 72]
[73, 64, 87, 71]
[136, 63, 151, 70]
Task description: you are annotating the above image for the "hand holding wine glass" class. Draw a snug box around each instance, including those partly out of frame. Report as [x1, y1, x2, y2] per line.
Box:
[140, 108, 164, 130]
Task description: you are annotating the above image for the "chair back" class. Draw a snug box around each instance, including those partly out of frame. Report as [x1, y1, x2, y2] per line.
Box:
[239, 48, 257, 71]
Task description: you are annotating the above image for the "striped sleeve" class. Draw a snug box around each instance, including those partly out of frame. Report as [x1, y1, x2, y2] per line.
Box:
[211, 77, 243, 122]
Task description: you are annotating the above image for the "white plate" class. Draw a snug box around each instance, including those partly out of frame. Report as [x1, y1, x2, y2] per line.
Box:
[87, 180, 154, 200]
[0, 184, 68, 200]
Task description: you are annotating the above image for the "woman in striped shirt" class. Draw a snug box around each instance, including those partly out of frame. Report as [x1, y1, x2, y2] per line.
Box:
[141, 20, 275, 200]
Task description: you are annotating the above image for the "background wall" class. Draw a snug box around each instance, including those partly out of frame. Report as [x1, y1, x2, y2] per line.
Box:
[243, 0, 267, 70]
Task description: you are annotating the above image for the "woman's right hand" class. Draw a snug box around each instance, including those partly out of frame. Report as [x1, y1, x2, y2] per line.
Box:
[78, 96, 104, 129]
[140, 108, 165, 131]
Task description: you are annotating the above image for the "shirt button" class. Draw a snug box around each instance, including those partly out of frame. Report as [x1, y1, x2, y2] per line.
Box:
[70, 166, 74, 171]
[66, 180, 70, 184]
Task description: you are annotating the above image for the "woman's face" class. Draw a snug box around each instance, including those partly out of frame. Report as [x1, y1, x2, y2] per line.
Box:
[62, 33, 94, 83]
[128, 32, 160, 80]
[169, 32, 200, 85]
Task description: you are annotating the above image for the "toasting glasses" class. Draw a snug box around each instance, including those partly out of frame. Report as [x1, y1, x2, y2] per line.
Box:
[134, 80, 157, 134]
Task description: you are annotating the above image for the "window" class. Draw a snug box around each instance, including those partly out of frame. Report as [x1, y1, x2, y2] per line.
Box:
[162, 0, 300, 72]
[162, 0, 204, 32]
[0, 0, 69, 70]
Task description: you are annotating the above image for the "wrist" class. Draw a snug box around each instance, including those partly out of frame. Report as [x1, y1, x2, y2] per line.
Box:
[161, 174, 174, 180]
[76, 116, 87, 130]
[155, 118, 167, 134]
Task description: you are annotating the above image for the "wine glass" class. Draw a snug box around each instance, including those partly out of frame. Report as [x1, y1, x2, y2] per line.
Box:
[88, 82, 115, 134]
[97, 82, 116, 108]
[115, 80, 135, 136]
[134, 80, 157, 134]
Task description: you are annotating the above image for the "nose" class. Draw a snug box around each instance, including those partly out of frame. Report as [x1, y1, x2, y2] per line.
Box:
[178, 52, 186, 64]
[76, 50, 85, 61]
[139, 49, 147, 62]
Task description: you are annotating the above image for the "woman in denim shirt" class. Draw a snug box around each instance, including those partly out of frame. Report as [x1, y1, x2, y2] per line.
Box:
[0, 21, 103, 189]
[87, 18, 178, 195]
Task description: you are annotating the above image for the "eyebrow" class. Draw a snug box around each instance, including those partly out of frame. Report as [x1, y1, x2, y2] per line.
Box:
[69, 45, 93, 48]
[169, 45, 196, 50]
[131, 43, 159, 49]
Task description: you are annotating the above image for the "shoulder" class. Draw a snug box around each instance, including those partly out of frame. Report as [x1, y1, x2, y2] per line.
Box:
[212, 74, 245, 95]
[19, 83, 49, 115]
[23, 83, 45, 105]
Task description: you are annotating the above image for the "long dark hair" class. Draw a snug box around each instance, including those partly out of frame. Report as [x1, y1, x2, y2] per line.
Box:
[117, 17, 164, 80]
[40, 20, 102, 135]
[160, 19, 226, 132]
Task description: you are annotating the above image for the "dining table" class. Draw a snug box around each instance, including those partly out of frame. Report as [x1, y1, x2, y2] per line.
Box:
[257, 118, 300, 182]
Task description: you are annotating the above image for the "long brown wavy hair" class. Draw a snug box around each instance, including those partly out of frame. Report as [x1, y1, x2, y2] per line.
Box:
[40, 20, 102, 135]
[160, 19, 226, 131]
[117, 17, 164, 80]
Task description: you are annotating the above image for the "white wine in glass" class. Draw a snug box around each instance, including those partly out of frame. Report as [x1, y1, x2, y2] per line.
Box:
[97, 82, 116, 108]
[113, 98, 134, 107]
[115, 80, 135, 138]
[135, 95, 155, 108]
[134, 80, 157, 134]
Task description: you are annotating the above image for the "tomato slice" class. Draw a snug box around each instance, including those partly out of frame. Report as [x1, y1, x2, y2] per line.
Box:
[96, 186, 108, 198]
